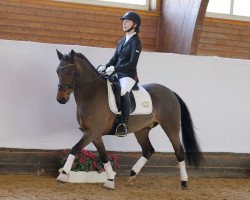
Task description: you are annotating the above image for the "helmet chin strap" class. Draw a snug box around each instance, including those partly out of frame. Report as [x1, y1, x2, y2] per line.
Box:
[125, 23, 136, 33]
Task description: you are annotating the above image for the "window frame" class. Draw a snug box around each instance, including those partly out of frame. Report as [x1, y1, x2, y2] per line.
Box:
[55, 0, 150, 10]
[206, 0, 250, 22]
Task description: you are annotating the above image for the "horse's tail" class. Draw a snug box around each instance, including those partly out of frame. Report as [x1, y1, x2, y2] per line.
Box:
[174, 92, 204, 167]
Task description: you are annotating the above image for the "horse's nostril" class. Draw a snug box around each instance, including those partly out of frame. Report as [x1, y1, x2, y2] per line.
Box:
[57, 97, 66, 104]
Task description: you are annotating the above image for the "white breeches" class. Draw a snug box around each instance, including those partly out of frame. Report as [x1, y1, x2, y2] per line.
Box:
[119, 77, 136, 96]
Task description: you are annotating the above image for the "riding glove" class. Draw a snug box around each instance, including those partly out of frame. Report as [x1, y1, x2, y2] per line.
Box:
[105, 66, 115, 75]
[98, 64, 106, 73]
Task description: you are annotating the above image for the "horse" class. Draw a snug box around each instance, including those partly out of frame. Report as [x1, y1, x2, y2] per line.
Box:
[55, 49, 203, 190]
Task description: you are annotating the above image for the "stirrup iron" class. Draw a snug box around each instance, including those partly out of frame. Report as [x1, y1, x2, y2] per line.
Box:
[115, 123, 128, 137]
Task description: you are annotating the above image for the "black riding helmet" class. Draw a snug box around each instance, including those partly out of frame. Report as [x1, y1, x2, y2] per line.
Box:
[120, 11, 141, 33]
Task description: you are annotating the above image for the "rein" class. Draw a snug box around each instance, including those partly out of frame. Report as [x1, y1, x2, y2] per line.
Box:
[57, 63, 105, 92]
[80, 73, 104, 89]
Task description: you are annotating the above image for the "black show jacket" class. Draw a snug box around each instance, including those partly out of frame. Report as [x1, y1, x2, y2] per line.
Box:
[106, 33, 142, 82]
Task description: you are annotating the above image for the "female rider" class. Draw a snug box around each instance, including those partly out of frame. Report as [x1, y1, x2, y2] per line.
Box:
[98, 11, 142, 137]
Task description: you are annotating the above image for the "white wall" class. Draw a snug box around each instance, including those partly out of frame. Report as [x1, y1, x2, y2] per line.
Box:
[0, 39, 249, 153]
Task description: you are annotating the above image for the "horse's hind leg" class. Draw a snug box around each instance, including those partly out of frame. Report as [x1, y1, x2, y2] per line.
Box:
[161, 122, 188, 189]
[92, 138, 116, 190]
[130, 127, 155, 180]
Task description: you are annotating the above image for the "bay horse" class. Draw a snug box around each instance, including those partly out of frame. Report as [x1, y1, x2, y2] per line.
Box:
[56, 49, 203, 190]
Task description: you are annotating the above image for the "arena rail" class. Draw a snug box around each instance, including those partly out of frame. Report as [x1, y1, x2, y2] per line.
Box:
[0, 148, 249, 178]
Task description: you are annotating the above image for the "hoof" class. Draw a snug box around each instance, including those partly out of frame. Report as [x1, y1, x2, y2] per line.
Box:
[103, 179, 115, 190]
[179, 181, 188, 190]
[56, 170, 69, 183]
[56, 180, 66, 186]
[128, 175, 136, 184]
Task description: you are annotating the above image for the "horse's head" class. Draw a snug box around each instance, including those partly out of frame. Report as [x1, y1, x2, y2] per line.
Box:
[56, 49, 78, 104]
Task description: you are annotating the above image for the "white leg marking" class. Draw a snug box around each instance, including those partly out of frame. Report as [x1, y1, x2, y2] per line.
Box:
[179, 161, 188, 181]
[132, 156, 148, 174]
[103, 161, 116, 190]
[57, 154, 75, 183]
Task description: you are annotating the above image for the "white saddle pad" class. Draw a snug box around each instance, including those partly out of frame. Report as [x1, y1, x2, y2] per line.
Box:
[107, 80, 153, 115]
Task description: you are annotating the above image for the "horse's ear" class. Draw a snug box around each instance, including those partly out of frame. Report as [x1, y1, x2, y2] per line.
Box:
[56, 49, 63, 60]
[70, 49, 75, 58]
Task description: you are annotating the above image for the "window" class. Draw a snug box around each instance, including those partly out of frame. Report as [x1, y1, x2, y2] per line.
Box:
[207, 0, 231, 14]
[233, 0, 250, 17]
[206, 0, 250, 21]
[55, 0, 149, 10]
[98, 0, 147, 6]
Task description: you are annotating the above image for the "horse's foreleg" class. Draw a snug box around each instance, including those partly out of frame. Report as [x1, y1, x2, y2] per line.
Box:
[57, 132, 99, 183]
[92, 138, 116, 190]
[130, 128, 155, 181]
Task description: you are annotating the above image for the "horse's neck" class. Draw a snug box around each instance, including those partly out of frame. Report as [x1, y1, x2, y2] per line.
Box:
[75, 57, 99, 87]
[74, 57, 106, 103]
[74, 78, 106, 107]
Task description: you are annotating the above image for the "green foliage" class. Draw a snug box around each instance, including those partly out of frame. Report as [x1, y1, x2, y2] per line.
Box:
[62, 149, 118, 173]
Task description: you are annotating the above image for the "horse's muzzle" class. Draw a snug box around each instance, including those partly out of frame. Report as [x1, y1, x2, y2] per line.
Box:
[57, 96, 67, 104]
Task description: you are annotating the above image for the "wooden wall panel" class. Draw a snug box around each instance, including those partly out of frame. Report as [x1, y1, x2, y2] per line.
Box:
[198, 17, 250, 60]
[0, 1, 249, 60]
[157, 0, 209, 54]
[0, 0, 160, 51]
[190, 0, 209, 55]
[0, 148, 249, 177]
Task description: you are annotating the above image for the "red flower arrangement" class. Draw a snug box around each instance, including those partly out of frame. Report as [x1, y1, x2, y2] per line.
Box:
[62, 149, 118, 173]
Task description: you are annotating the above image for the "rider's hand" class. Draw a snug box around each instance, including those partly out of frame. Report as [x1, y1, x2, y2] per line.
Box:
[97, 64, 106, 73]
[105, 66, 115, 75]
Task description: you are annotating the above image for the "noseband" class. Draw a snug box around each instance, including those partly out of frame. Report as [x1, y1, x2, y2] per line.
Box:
[57, 64, 78, 92]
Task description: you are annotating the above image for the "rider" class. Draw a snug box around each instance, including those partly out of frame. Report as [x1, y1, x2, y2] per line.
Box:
[98, 11, 142, 136]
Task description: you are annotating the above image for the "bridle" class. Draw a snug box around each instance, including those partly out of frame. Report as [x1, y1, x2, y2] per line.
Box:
[57, 63, 104, 93]
[57, 64, 78, 93]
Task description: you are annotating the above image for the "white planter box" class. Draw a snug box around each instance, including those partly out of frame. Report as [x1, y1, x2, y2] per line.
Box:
[68, 171, 107, 183]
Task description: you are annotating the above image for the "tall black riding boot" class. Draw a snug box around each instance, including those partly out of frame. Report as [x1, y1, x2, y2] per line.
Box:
[116, 92, 130, 137]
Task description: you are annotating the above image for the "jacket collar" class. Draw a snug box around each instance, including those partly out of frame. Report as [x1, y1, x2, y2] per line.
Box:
[125, 32, 136, 43]
[122, 33, 137, 48]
